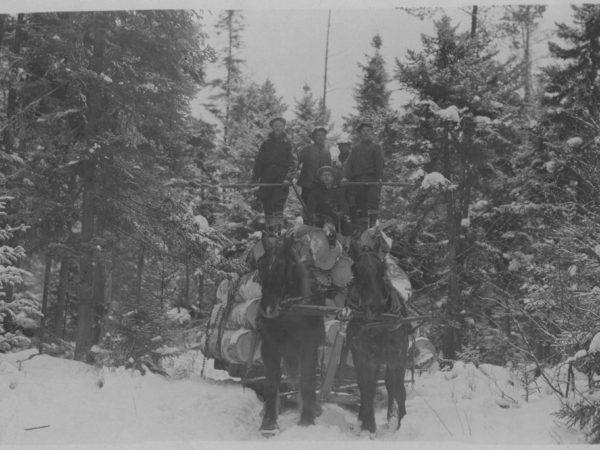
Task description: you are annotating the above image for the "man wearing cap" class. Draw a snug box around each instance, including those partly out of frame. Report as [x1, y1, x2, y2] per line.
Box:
[252, 117, 297, 234]
[297, 126, 332, 206]
[341, 122, 384, 229]
[307, 165, 350, 244]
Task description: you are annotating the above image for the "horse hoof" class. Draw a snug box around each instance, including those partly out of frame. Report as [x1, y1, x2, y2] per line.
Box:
[261, 427, 280, 438]
[299, 415, 315, 427]
[260, 418, 279, 436]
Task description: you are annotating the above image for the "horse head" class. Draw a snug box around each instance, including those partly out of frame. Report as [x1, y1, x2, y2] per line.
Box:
[257, 231, 305, 319]
[349, 237, 388, 314]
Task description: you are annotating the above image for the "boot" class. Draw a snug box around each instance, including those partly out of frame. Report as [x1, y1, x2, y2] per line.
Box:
[265, 214, 276, 235]
[367, 209, 379, 229]
[272, 212, 284, 235]
[357, 216, 369, 233]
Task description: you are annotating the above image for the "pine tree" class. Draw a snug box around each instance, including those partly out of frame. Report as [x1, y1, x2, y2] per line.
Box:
[354, 34, 391, 115]
[210, 10, 245, 145]
[0, 196, 39, 352]
[498, 5, 547, 104]
[395, 14, 524, 359]
[289, 83, 331, 148]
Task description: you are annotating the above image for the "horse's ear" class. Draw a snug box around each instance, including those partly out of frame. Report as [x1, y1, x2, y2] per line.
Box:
[261, 231, 272, 254]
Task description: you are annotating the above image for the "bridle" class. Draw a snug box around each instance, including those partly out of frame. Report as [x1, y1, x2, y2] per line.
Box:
[353, 248, 392, 312]
[258, 241, 290, 319]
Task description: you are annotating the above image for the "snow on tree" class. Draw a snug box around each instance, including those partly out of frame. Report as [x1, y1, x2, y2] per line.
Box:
[0, 196, 39, 352]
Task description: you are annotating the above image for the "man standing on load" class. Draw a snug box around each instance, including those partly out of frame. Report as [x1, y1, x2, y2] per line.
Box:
[252, 117, 297, 234]
[341, 122, 384, 230]
[297, 126, 332, 206]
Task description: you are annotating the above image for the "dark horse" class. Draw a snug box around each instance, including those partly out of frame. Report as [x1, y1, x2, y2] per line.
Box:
[256, 231, 324, 434]
[346, 239, 410, 434]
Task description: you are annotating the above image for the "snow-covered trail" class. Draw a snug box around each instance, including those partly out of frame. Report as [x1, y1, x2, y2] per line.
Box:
[0, 350, 588, 448]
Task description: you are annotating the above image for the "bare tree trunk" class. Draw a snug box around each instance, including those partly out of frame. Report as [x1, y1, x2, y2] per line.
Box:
[0, 15, 6, 50]
[135, 243, 145, 311]
[523, 23, 531, 104]
[322, 9, 331, 116]
[74, 159, 97, 362]
[197, 270, 205, 313]
[4, 13, 24, 149]
[223, 10, 233, 145]
[38, 252, 53, 352]
[92, 263, 105, 345]
[74, 16, 106, 362]
[470, 5, 478, 39]
[54, 258, 69, 338]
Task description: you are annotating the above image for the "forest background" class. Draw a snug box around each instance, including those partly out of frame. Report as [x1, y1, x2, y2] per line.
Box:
[2, 2, 600, 440]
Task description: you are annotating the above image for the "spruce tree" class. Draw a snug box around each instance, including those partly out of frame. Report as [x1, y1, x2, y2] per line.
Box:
[289, 83, 331, 148]
[395, 14, 524, 360]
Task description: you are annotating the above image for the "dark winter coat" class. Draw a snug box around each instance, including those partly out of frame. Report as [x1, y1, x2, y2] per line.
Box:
[342, 140, 384, 181]
[297, 144, 332, 188]
[252, 133, 297, 183]
[307, 181, 349, 224]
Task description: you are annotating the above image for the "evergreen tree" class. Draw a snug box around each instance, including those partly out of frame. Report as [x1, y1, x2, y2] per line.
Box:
[0, 11, 211, 361]
[395, 14, 524, 359]
[289, 83, 331, 149]
[354, 34, 391, 115]
[498, 5, 547, 104]
[210, 10, 245, 145]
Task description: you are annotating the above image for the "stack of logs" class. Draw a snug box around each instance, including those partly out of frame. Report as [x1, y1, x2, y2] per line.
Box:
[202, 225, 413, 368]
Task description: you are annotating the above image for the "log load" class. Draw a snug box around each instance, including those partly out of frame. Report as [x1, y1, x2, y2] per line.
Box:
[203, 224, 415, 370]
[202, 328, 262, 365]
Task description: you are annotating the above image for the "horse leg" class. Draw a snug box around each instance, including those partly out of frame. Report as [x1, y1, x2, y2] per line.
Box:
[394, 360, 408, 430]
[358, 358, 378, 434]
[299, 336, 319, 426]
[260, 338, 282, 433]
[350, 347, 368, 426]
[385, 365, 397, 423]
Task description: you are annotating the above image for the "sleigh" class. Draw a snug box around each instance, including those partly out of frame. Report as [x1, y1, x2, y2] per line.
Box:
[201, 224, 437, 405]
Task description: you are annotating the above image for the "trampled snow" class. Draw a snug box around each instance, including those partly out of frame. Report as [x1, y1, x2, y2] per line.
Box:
[0, 349, 589, 449]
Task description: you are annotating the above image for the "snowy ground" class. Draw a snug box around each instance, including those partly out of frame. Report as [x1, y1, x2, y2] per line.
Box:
[0, 349, 590, 449]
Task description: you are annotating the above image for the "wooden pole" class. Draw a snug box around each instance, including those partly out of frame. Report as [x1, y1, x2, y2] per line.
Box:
[322, 10, 331, 116]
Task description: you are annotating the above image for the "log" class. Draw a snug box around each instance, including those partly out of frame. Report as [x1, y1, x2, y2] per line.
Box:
[223, 328, 262, 365]
[208, 303, 225, 328]
[228, 298, 260, 330]
[202, 327, 262, 365]
[331, 255, 353, 287]
[410, 336, 437, 370]
[302, 229, 342, 270]
[235, 271, 262, 303]
[216, 278, 232, 304]
[325, 319, 341, 346]
[385, 255, 412, 302]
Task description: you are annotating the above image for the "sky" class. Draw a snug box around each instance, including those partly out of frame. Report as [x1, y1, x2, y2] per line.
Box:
[195, 4, 575, 132]
[0, 0, 585, 133]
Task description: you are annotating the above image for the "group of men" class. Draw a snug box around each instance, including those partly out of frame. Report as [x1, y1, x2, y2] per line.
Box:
[252, 117, 384, 236]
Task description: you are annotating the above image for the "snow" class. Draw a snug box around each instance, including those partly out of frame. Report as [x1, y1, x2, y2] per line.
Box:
[421, 172, 452, 190]
[460, 218, 470, 228]
[193, 215, 210, 231]
[589, 332, 600, 353]
[474, 116, 491, 125]
[434, 105, 460, 122]
[166, 307, 191, 325]
[566, 137, 583, 148]
[544, 161, 557, 173]
[0, 350, 587, 447]
[410, 168, 425, 181]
